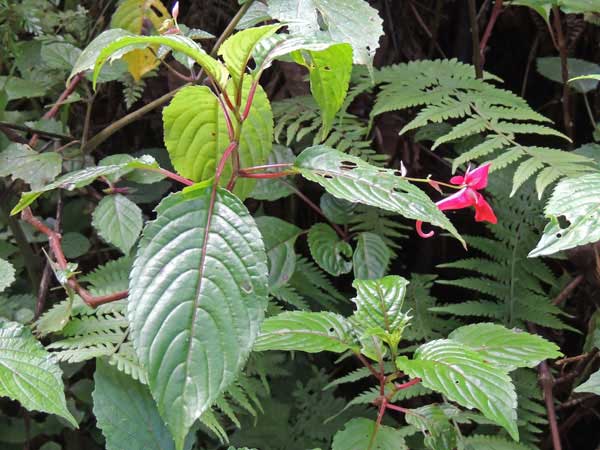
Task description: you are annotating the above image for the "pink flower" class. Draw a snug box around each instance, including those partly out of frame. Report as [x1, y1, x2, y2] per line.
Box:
[416, 163, 497, 238]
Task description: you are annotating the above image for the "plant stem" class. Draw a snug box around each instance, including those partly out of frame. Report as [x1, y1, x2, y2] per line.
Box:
[238, 170, 296, 179]
[394, 377, 421, 390]
[479, 0, 503, 65]
[552, 6, 574, 143]
[149, 167, 195, 186]
[552, 274, 584, 306]
[467, 0, 483, 78]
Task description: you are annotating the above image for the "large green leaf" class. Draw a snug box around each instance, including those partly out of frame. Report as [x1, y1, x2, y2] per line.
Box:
[0, 144, 61, 190]
[405, 404, 458, 450]
[509, 0, 599, 20]
[0, 259, 15, 294]
[255, 216, 301, 289]
[353, 232, 390, 280]
[266, 0, 384, 67]
[162, 80, 273, 199]
[11, 156, 159, 215]
[294, 146, 464, 245]
[92, 33, 228, 89]
[249, 145, 295, 201]
[449, 323, 562, 371]
[128, 188, 268, 450]
[396, 339, 519, 439]
[0, 320, 77, 426]
[529, 173, 600, 257]
[332, 418, 407, 450]
[464, 435, 537, 450]
[218, 25, 280, 91]
[307, 223, 353, 276]
[574, 368, 600, 395]
[93, 359, 194, 450]
[92, 194, 143, 254]
[292, 43, 353, 139]
[254, 311, 355, 353]
[537, 57, 600, 93]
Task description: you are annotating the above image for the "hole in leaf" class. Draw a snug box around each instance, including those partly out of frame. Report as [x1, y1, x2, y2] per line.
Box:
[322, 174, 333, 179]
[339, 161, 358, 171]
[393, 170, 403, 177]
[323, 65, 331, 71]
[328, 327, 334, 333]
[149, 5, 165, 18]
[557, 215, 571, 229]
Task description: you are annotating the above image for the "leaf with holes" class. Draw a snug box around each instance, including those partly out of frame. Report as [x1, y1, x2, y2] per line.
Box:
[92, 194, 143, 254]
[396, 339, 519, 440]
[0, 144, 61, 190]
[295, 146, 464, 245]
[254, 311, 356, 353]
[529, 173, 600, 257]
[162, 80, 273, 199]
[449, 323, 562, 370]
[256, 216, 301, 289]
[353, 232, 390, 280]
[308, 223, 353, 276]
[128, 188, 268, 450]
[93, 359, 194, 450]
[332, 418, 408, 450]
[0, 320, 77, 426]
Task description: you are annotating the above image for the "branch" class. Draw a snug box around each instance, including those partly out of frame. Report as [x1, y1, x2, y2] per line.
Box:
[479, 0, 503, 65]
[467, 0, 484, 78]
[552, 274, 584, 306]
[552, 6, 574, 143]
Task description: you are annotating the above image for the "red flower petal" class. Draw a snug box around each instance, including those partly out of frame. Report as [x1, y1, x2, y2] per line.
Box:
[463, 163, 491, 190]
[473, 192, 497, 224]
[450, 174, 465, 185]
[416, 220, 434, 238]
[436, 188, 477, 212]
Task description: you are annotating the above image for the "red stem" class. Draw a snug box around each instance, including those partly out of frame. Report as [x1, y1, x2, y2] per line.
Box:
[479, 0, 503, 65]
[394, 377, 421, 390]
[384, 402, 411, 414]
[242, 163, 294, 172]
[154, 168, 194, 186]
[238, 170, 295, 179]
[241, 79, 259, 121]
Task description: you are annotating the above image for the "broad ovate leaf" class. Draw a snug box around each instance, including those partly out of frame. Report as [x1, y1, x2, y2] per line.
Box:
[332, 418, 407, 450]
[0, 143, 61, 190]
[162, 80, 273, 199]
[574, 368, 600, 395]
[249, 144, 296, 201]
[256, 216, 301, 289]
[254, 311, 355, 353]
[0, 259, 15, 294]
[0, 320, 77, 427]
[449, 323, 562, 370]
[529, 173, 600, 257]
[93, 359, 195, 450]
[92, 194, 143, 254]
[307, 223, 353, 276]
[295, 146, 464, 245]
[396, 339, 519, 440]
[128, 188, 268, 449]
[353, 232, 390, 280]
[537, 57, 600, 93]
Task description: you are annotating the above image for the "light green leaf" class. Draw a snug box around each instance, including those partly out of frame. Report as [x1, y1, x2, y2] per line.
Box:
[249, 144, 296, 201]
[254, 311, 355, 353]
[11, 156, 159, 215]
[0, 77, 46, 100]
[33, 295, 76, 337]
[162, 80, 273, 199]
[529, 173, 600, 257]
[128, 188, 268, 449]
[93, 359, 194, 450]
[42, 42, 82, 72]
[396, 339, 519, 439]
[332, 418, 407, 450]
[405, 404, 458, 450]
[574, 369, 600, 395]
[307, 223, 353, 276]
[295, 146, 464, 245]
[92, 194, 143, 254]
[267, 0, 384, 67]
[0, 144, 62, 190]
[464, 435, 536, 450]
[353, 232, 390, 280]
[537, 57, 600, 93]
[92, 33, 228, 89]
[0, 259, 15, 294]
[293, 43, 353, 139]
[218, 25, 280, 90]
[449, 323, 562, 370]
[0, 320, 77, 426]
[61, 232, 91, 259]
[256, 216, 301, 289]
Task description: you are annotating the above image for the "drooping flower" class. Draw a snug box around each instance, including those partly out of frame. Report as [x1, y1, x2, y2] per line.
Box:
[416, 163, 497, 238]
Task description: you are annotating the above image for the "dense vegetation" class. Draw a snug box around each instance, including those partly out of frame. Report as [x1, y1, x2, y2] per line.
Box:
[1, 0, 600, 449]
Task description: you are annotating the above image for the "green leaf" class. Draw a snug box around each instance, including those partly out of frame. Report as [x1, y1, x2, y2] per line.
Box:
[0, 320, 77, 426]
[92, 194, 143, 254]
[295, 146, 464, 245]
[353, 232, 391, 280]
[249, 144, 296, 201]
[93, 359, 194, 450]
[162, 80, 273, 199]
[464, 435, 536, 450]
[11, 156, 159, 215]
[0, 77, 46, 100]
[254, 311, 355, 353]
[307, 223, 353, 276]
[128, 188, 268, 449]
[332, 418, 407, 450]
[0, 259, 15, 294]
[405, 404, 458, 450]
[218, 25, 280, 90]
[293, 43, 353, 139]
[92, 33, 228, 89]
[0, 144, 62, 190]
[537, 57, 600, 93]
[267, 0, 384, 67]
[42, 42, 82, 72]
[529, 173, 600, 257]
[320, 193, 356, 225]
[61, 232, 91, 259]
[574, 369, 600, 395]
[396, 339, 519, 439]
[256, 216, 301, 290]
[449, 323, 562, 370]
